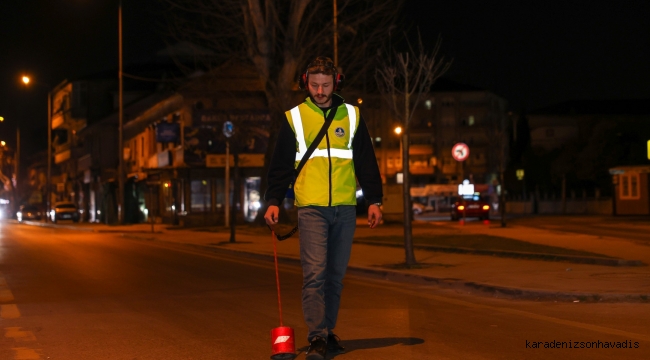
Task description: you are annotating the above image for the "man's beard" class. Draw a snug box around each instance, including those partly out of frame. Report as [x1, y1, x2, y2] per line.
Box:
[311, 93, 332, 106]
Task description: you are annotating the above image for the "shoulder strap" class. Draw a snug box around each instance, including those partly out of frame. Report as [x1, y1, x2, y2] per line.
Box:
[272, 105, 339, 242]
[294, 105, 338, 177]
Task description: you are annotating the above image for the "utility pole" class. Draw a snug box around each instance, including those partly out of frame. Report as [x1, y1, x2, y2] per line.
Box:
[117, 0, 125, 224]
[333, 0, 338, 67]
[15, 127, 19, 188]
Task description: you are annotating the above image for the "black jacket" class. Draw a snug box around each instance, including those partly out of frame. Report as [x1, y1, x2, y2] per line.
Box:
[265, 94, 383, 207]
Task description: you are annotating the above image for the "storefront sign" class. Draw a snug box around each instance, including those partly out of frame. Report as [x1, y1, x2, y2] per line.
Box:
[156, 122, 180, 143]
[206, 154, 264, 168]
[193, 109, 271, 126]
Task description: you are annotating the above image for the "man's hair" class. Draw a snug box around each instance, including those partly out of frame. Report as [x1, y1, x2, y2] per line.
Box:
[306, 56, 336, 76]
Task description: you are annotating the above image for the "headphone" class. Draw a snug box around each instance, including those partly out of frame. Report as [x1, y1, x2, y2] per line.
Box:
[298, 56, 345, 91]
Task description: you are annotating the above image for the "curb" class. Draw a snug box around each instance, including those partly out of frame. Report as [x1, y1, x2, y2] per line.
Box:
[120, 233, 650, 304]
[15, 220, 96, 232]
[13, 220, 163, 233]
[354, 240, 645, 267]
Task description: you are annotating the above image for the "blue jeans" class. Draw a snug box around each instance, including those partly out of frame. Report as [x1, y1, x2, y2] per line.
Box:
[297, 205, 356, 341]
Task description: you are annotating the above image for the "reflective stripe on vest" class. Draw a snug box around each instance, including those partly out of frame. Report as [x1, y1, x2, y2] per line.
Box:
[291, 104, 356, 161]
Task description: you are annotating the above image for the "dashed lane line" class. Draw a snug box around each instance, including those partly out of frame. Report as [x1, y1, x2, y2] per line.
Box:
[1, 304, 20, 319]
[0, 272, 42, 359]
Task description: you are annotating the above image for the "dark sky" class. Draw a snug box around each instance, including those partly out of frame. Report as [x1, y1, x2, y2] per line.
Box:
[1, 1, 648, 155]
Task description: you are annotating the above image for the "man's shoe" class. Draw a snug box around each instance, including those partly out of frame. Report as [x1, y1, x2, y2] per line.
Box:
[306, 336, 327, 359]
[327, 333, 345, 354]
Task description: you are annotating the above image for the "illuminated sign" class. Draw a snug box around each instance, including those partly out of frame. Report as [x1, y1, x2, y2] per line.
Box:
[516, 169, 525, 180]
[458, 179, 474, 195]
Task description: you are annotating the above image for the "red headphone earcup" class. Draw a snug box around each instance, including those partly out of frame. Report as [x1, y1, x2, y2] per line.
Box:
[299, 73, 307, 90]
[335, 73, 345, 91]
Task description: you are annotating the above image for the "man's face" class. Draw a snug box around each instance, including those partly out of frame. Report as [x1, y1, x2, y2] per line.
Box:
[307, 73, 334, 107]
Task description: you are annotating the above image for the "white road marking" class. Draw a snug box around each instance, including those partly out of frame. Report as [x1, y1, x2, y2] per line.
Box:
[1, 304, 21, 319]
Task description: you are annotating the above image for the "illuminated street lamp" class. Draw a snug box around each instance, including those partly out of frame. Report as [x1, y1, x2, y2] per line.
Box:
[21, 75, 53, 221]
[393, 126, 404, 174]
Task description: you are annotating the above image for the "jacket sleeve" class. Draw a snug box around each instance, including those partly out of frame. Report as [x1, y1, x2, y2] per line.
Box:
[264, 117, 297, 206]
[352, 115, 383, 205]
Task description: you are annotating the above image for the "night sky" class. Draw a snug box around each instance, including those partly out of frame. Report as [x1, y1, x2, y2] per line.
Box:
[1, 0, 648, 156]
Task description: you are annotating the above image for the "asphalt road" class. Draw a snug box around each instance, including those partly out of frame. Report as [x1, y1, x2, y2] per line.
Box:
[1, 223, 649, 359]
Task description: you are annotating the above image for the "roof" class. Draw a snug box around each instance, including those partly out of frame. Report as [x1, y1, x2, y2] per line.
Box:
[531, 99, 650, 116]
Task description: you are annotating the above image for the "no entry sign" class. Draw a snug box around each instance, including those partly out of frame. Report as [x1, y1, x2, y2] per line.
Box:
[452, 142, 470, 162]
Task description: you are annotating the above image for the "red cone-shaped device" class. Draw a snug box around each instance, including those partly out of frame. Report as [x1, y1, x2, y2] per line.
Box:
[271, 326, 295, 359]
[270, 230, 296, 359]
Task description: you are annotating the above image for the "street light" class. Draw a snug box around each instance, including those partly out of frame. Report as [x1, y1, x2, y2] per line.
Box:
[21, 75, 52, 221]
[394, 126, 403, 174]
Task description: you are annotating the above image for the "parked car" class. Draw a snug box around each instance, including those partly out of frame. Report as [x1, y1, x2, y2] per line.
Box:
[50, 202, 80, 223]
[17, 204, 45, 222]
[451, 195, 490, 220]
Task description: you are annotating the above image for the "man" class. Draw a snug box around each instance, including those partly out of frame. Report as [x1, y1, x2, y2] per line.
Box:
[264, 56, 383, 359]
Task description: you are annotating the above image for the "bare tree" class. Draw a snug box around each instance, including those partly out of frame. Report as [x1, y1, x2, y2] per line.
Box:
[163, 0, 401, 215]
[375, 34, 451, 266]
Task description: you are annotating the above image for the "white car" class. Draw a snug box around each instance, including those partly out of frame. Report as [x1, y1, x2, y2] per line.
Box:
[50, 202, 80, 223]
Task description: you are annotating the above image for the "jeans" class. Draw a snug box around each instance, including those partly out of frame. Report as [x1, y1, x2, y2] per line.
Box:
[297, 205, 356, 341]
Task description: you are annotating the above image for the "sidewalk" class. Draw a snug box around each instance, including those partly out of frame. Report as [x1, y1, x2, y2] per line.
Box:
[12, 217, 650, 303]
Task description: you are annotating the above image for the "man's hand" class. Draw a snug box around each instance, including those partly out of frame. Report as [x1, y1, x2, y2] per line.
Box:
[264, 205, 280, 226]
[368, 204, 382, 229]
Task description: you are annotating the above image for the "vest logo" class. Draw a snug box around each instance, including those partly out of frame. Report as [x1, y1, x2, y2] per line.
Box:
[335, 127, 345, 137]
[274, 335, 291, 344]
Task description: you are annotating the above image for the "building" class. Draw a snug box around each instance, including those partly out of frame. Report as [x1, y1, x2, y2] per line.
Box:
[609, 165, 650, 215]
[355, 79, 509, 211]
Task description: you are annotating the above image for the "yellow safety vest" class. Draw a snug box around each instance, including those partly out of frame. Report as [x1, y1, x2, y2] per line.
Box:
[286, 98, 360, 207]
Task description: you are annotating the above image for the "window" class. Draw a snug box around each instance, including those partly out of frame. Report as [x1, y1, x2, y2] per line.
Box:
[620, 172, 641, 200]
[191, 179, 212, 212]
[468, 115, 475, 126]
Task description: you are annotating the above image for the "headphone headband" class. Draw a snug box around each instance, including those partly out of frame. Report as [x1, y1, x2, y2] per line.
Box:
[307, 58, 335, 71]
[299, 56, 345, 91]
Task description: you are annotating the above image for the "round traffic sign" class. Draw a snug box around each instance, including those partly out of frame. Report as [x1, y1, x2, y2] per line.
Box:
[451, 142, 470, 162]
[223, 121, 234, 138]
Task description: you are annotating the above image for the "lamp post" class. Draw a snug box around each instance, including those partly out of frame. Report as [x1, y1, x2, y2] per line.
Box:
[394, 126, 403, 170]
[21, 76, 52, 222]
[117, 0, 125, 224]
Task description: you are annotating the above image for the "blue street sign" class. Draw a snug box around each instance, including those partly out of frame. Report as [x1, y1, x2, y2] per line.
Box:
[223, 121, 234, 138]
